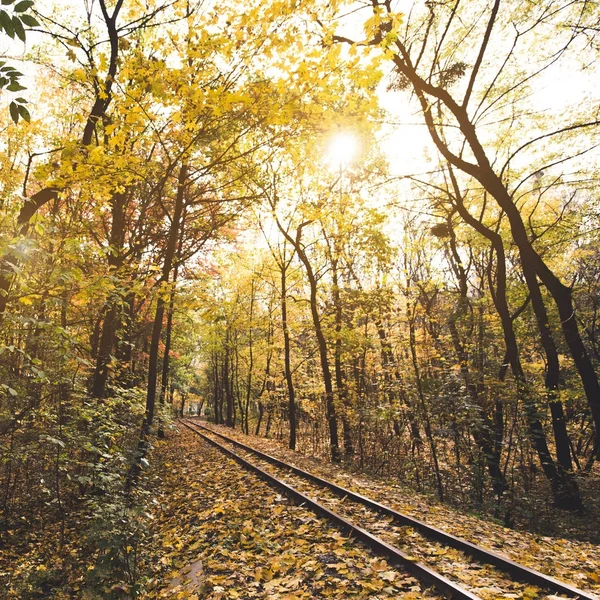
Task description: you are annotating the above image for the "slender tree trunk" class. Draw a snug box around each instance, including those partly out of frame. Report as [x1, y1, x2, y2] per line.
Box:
[157, 269, 178, 438]
[332, 264, 353, 458]
[265, 410, 273, 438]
[179, 391, 185, 417]
[224, 339, 234, 428]
[274, 220, 340, 462]
[288, 227, 340, 462]
[142, 165, 187, 434]
[244, 280, 256, 436]
[517, 245, 574, 471]
[304, 265, 340, 463]
[91, 191, 126, 399]
[255, 402, 264, 436]
[445, 219, 508, 497]
[157, 225, 185, 438]
[281, 264, 297, 450]
[448, 172, 582, 508]
[213, 352, 221, 424]
[127, 163, 187, 488]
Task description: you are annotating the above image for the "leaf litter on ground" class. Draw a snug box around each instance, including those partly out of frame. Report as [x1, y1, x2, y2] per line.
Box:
[141, 424, 441, 599]
[192, 420, 600, 598]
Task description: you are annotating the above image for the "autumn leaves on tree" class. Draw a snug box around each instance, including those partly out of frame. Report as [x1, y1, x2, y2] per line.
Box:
[2, 0, 600, 594]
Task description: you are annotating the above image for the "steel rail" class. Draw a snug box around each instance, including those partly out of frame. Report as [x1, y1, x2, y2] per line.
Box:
[183, 418, 599, 600]
[180, 419, 481, 600]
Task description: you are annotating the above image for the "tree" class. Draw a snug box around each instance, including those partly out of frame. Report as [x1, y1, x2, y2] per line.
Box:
[331, 0, 600, 467]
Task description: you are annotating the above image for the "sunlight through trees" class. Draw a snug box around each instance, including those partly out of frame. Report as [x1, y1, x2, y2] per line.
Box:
[1, 0, 600, 596]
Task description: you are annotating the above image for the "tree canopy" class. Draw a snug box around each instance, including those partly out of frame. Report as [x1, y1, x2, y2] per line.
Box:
[2, 0, 600, 596]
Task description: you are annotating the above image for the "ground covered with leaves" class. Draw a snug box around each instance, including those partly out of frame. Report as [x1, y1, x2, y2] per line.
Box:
[142, 424, 439, 599]
[2, 421, 599, 599]
[194, 420, 600, 599]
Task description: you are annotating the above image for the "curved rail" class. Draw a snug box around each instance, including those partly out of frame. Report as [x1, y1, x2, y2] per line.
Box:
[183, 418, 598, 600]
[180, 419, 480, 599]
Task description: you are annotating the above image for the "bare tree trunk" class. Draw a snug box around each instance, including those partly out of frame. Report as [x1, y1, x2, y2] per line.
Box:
[281, 263, 297, 450]
[224, 336, 234, 428]
[276, 222, 340, 463]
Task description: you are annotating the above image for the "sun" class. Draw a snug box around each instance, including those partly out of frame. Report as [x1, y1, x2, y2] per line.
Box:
[326, 131, 359, 170]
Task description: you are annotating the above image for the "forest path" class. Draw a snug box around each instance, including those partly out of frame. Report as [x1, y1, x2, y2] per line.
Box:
[142, 424, 437, 599]
[182, 419, 600, 600]
[149, 420, 600, 600]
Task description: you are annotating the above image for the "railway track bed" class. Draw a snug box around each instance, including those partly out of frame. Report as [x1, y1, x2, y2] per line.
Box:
[156, 422, 446, 598]
[181, 418, 599, 600]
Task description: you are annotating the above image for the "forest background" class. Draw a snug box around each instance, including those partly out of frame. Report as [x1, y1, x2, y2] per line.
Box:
[1, 0, 600, 596]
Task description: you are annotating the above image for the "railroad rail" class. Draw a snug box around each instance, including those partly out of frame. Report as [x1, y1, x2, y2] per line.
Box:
[180, 418, 598, 600]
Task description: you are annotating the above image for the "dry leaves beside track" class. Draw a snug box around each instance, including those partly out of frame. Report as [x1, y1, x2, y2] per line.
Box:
[193, 421, 600, 598]
[142, 425, 441, 599]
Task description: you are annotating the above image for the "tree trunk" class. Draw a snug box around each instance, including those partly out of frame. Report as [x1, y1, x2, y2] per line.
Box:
[445, 218, 508, 497]
[255, 401, 264, 436]
[332, 263, 353, 458]
[277, 223, 340, 463]
[91, 191, 126, 399]
[281, 264, 297, 450]
[157, 272, 177, 439]
[127, 163, 187, 488]
[224, 340, 234, 428]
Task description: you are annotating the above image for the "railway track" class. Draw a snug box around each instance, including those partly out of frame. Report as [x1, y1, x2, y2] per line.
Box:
[180, 418, 598, 600]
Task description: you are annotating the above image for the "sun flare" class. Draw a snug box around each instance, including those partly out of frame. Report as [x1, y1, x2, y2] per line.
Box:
[326, 132, 359, 169]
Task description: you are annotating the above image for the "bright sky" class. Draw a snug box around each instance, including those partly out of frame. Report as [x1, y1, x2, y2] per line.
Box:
[333, 0, 600, 184]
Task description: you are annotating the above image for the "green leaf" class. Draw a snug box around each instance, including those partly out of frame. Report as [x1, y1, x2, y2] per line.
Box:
[19, 13, 38, 27]
[0, 10, 14, 37]
[0, 0, 15, 5]
[7, 82, 26, 91]
[12, 15, 25, 41]
[9, 101, 18, 123]
[14, 0, 33, 12]
[14, 96, 26, 103]
[18, 104, 30, 122]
